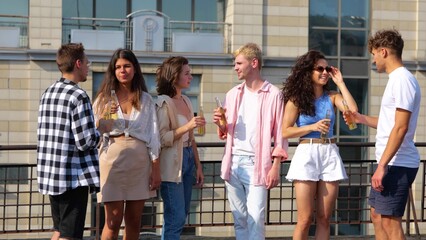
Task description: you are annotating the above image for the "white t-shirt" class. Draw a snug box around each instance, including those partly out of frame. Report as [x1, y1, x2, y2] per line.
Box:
[376, 67, 421, 168]
[232, 86, 258, 156]
[177, 114, 190, 143]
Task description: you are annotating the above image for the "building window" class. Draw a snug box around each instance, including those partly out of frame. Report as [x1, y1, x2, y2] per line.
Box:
[0, 0, 29, 48]
[63, 0, 225, 22]
[309, 0, 370, 140]
[0, 0, 28, 16]
[92, 72, 104, 99]
[145, 73, 202, 114]
[309, 0, 370, 236]
[62, 0, 227, 50]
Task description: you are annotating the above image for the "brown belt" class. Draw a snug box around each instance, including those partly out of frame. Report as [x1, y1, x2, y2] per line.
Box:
[109, 134, 125, 138]
[183, 140, 192, 147]
[299, 138, 336, 144]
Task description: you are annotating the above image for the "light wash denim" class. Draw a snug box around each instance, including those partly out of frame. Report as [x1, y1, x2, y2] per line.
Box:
[161, 147, 195, 240]
[225, 155, 267, 240]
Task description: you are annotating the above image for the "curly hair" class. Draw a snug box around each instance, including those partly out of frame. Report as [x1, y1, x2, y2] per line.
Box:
[94, 48, 147, 114]
[368, 29, 404, 58]
[156, 56, 189, 97]
[281, 50, 329, 116]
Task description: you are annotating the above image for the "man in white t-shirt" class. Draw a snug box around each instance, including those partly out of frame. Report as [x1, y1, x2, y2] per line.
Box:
[348, 29, 421, 240]
[213, 43, 288, 240]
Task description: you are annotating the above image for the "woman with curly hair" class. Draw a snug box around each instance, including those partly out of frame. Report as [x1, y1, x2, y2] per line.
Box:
[281, 50, 357, 240]
[93, 49, 161, 240]
[155, 56, 205, 239]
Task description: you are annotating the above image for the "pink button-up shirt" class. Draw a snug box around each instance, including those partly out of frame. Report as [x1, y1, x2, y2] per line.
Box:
[220, 81, 288, 186]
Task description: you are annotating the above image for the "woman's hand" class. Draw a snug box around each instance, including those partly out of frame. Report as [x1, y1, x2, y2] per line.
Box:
[110, 101, 119, 115]
[195, 165, 204, 188]
[329, 66, 344, 85]
[97, 119, 114, 135]
[313, 119, 331, 135]
[187, 116, 206, 131]
[101, 101, 119, 119]
[149, 159, 161, 191]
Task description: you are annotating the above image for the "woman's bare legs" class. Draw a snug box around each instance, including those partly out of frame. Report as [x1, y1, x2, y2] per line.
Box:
[101, 201, 124, 240]
[293, 181, 317, 240]
[123, 200, 145, 240]
[315, 181, 339, 240]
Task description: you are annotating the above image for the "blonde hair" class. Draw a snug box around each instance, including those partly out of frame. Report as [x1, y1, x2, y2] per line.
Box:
[233, 43, 263, 70]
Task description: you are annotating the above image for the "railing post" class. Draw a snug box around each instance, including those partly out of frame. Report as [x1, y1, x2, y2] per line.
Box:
[96, 202, 100, 240]
[406, 188, 411, 235]
[409, 187, 420, 236]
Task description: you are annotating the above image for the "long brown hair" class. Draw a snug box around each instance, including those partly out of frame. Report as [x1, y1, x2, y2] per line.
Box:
[156, 56, 189, 97]
[94, 49, 147, 114]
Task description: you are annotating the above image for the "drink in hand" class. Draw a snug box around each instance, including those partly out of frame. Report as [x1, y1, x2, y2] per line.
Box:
[110, 90, 118, 120]
[104, 102, 111, 120]
[320, 109, 331, 140]
[197, 106, 205, 135]
[342, 100, 357, 130]
[215, 97, 227, 127]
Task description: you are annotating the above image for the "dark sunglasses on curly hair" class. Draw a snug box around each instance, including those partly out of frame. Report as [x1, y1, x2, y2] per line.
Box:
[314, 66, 332, 73]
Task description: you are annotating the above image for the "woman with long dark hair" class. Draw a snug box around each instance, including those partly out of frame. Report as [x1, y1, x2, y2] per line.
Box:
[156, 56, 205, 239]
[93, 49, 161, 240]
[282, 50, 357, 240]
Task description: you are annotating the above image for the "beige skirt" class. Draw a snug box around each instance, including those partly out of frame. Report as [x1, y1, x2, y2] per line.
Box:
[97, 136, 156, 203]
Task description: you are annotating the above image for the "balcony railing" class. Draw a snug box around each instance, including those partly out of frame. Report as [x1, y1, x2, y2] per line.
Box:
[0, 142, 424, 239]
[62, 11, 232, 54]
[0, 14, 28, 48]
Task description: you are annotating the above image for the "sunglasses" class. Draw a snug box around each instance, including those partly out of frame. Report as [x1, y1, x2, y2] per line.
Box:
[314, 66, 332, 73]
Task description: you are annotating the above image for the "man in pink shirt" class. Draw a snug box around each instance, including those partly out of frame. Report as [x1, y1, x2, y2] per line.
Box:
[213, 43, 288, 240]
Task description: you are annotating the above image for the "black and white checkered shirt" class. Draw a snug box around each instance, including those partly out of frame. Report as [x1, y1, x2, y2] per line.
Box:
[37, 78, 100, 195]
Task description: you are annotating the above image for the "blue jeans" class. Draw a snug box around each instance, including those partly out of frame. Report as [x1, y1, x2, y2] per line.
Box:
[225, 155, 267, 240]
[161, 147, 195, 240]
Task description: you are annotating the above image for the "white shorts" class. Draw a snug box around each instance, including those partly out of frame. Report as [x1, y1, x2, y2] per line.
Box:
[286, 142, 347, 182]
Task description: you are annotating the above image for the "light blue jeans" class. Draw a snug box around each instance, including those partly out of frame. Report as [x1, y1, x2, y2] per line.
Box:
[160, 147, 195, 240]
[225, 155, 267, 240]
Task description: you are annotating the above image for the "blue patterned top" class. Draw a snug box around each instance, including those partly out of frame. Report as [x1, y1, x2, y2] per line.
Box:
[296, 93, 335, 138]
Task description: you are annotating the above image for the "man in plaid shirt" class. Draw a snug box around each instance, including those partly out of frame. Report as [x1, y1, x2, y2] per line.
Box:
[37, 43, 109, 240]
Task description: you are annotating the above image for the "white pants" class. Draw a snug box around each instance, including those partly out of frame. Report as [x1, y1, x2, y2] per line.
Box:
[225, 155, 267, 240]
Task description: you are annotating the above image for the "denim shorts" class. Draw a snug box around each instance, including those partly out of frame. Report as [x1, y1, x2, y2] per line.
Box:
[49, 186, 89, 239]
[368, 165, 418, 217]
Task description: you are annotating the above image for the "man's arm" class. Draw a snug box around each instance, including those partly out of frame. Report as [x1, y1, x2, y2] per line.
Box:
[267, 93, 287, 189]
[371, 108, 411, 191]
[351, 112, 379, 129]
[266, 156, 282, 189]
[72, 97, 100, 151]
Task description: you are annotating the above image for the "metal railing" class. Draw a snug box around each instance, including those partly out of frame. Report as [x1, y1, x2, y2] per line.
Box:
[0, 142, 425, 238]
[62, 12, 232, 53]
